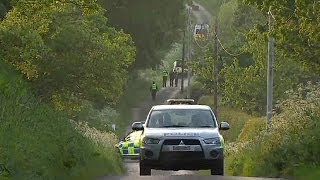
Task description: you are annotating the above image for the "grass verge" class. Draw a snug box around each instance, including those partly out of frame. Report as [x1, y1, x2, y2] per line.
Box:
[0, 63, 124, 179]
[197, 95, 262, 142]
[224, 84, 320, 178]
[196, 95, 265, 176]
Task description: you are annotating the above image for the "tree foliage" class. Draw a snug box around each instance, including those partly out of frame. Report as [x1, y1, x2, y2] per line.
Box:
[195, 0, 319, 115]
[99, 0, 186, 69]
[244, 0, 320, 71]
[0, 0, 136, 113]
[0, 0, 11, 18]
[0, 61, 124, 179]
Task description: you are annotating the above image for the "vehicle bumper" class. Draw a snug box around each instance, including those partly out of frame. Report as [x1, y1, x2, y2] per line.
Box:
[122, 154, 140, 160]
[140, 146, 224, 170]
[140, 158, 223, 170]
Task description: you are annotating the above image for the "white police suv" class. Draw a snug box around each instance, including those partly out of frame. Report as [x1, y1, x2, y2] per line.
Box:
[132, 102, 230, 176]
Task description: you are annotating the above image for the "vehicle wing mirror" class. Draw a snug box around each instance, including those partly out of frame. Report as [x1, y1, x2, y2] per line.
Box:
[132, 122, 144, 131]
[219, 121, 230, 131]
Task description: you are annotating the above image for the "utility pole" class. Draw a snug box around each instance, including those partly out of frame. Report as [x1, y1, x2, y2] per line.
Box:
[187, 7, 192, 98]
[181, 30, 185, 93]
[267, 6, 275, 127]
[213, 18, 219, 116]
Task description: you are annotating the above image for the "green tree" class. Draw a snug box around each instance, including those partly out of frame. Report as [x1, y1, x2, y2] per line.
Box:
[0, 0, 136, 114]
[99, 0, 186, 69]
[244, 0, 320, 71]
[194, 0, 314, 115]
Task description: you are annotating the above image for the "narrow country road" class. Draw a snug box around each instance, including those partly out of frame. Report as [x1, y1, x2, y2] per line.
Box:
[123, 79, 194, 177]
[100, 78, 283, 180]
[191, 2, 212, 24]
[100, 2, 285, 180]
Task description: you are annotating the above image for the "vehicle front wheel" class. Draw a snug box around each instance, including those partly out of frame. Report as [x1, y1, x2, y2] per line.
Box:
[211, 159, 224, 175]
[139, 162, 151, 176]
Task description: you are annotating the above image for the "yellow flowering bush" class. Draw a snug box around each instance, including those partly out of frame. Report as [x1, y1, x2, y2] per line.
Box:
[226, 83, 320, 178]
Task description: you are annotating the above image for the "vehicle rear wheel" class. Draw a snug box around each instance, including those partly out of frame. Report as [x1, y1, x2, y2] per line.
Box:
[139, 162, 151, 176]
[211, 159, 224, 175]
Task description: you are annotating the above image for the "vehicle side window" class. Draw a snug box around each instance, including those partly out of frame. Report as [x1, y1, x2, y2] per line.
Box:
[125, 135, 130, 141]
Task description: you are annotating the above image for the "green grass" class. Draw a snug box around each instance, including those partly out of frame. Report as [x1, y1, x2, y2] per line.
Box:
[223, 84, 320, 178]
[198, 95, 261, 142]
[0, 62, 124, 179]
[294, 166, 320, 180]
[197, 95, 265, 176]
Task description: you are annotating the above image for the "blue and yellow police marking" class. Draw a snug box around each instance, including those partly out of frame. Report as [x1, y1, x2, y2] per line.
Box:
[119, 130, 143, 156]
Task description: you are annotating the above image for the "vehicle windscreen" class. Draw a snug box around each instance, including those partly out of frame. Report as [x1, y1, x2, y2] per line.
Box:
[146, 109, 217, 128]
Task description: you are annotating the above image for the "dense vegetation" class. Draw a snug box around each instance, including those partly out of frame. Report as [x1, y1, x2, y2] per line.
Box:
[194, 0, 320, 178]
[194, 0, 319, 115]
[225, 83, 320, 179]
[0, 0, 185, 179]
[99, 0, 186, 68]
[0, 62, 124, 179]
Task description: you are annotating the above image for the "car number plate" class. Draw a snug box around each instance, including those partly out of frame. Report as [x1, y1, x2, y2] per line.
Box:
[171, 145, 193, 151]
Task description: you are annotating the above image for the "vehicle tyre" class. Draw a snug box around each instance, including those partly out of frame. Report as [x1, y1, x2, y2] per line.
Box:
[211, 159, 224, 176]
[139, 161, 151, 176]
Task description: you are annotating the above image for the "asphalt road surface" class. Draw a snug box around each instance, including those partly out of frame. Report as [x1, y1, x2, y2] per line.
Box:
[191, 2, 212, 24]
[124, 78, 194, 177]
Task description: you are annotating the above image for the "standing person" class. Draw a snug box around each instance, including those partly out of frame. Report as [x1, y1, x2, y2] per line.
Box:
[162, 69, 168, 87]
[169, 70, 174, 87]
[174, 71, 179, 87]
[150, 81, 158, 101]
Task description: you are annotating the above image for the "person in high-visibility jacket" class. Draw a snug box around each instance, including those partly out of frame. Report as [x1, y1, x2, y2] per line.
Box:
[150, 81, 158, 101]
[162, 70, 168, 87]
[116, 130, 143, 159]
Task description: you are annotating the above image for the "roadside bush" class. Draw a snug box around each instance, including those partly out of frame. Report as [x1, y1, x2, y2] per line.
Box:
[190, 81, 208, 103]
[0, 66, 124, 179]
[237, 117, 265, 142]
[198, 95, 261, 142]
[197, 95, 215, 107]
[196, 92, 267, 176]
[221, 109, 264, 142]
[76, 101, 120, 132]
[226, 83, 320, 178]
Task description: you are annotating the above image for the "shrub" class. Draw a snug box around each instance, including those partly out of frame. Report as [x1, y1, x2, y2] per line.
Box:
[0, 66, 124, 179]
[226, 83, 320, 178]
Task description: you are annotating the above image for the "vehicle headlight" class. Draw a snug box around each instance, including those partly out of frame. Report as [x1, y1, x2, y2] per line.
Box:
[204, 137, 221, 146]
[142, 137, 160, 145]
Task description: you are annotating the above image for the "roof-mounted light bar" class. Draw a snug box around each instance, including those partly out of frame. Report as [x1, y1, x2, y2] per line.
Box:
[166, 99, 195, 105]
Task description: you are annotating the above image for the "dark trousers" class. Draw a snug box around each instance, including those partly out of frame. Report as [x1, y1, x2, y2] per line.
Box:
[169, 77, 174, 87]
[162, 76, 167, 87]
[151, 91, 156, 101]
[175, 78, 178, 87]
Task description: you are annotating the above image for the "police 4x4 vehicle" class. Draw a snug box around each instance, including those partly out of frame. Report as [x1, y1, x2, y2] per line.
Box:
[115, 123, 143, 160]
[133, 100, 230, 176]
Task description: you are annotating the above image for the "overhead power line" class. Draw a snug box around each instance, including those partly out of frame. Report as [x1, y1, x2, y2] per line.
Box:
[193, 37, 210, 49]
[216, 36, 246, 57]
